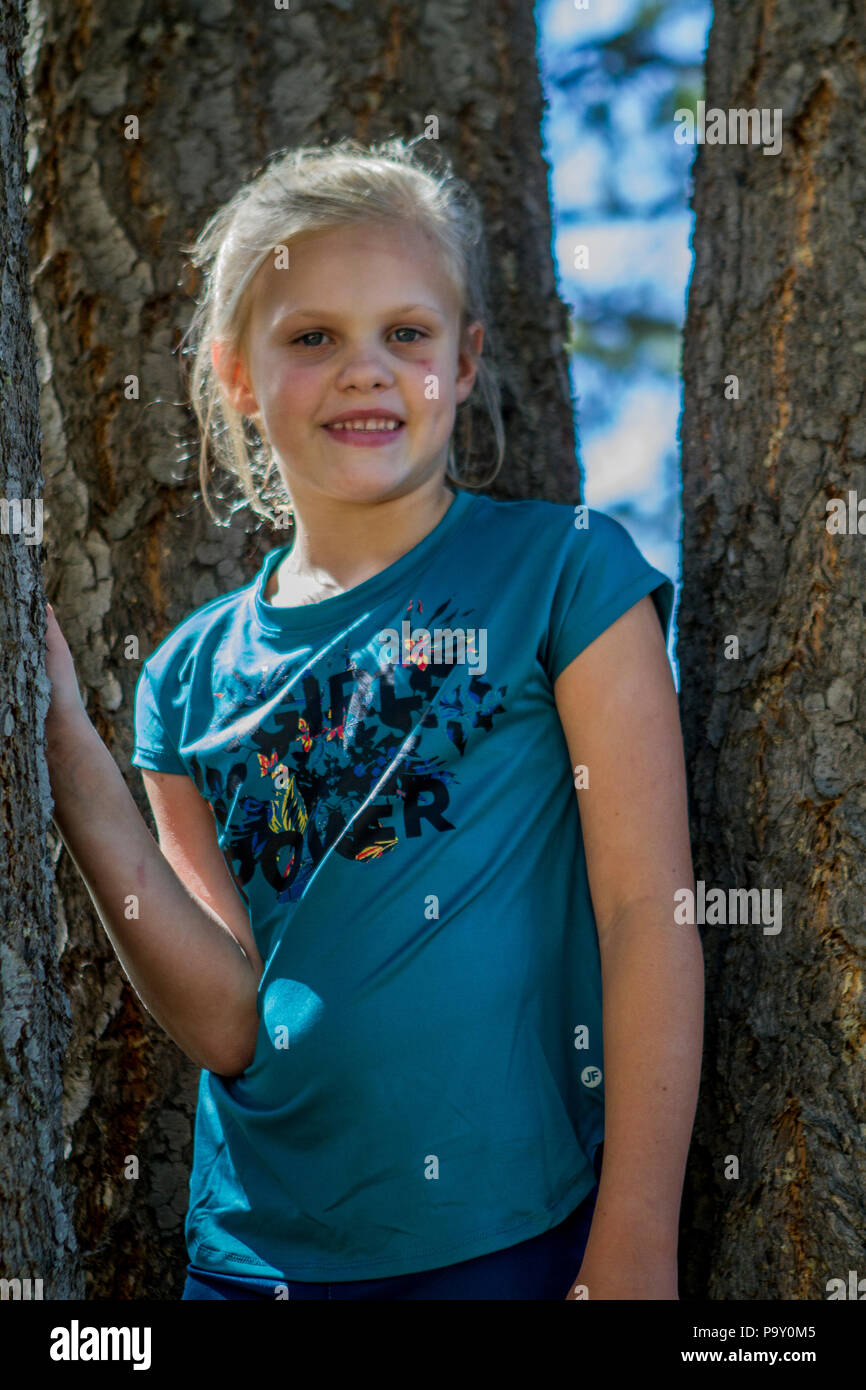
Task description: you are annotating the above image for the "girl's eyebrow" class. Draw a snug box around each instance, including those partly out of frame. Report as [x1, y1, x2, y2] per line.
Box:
[271, 302, 446, 328]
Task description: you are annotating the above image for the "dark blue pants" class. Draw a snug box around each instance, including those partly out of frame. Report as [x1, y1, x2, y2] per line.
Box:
[182, 1147, 602, 1301]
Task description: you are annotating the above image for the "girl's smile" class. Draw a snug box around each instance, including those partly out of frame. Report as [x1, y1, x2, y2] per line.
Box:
[321, 409, 406, 447]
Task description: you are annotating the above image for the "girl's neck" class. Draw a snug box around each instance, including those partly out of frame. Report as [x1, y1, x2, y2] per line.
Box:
[265, 478, 456, 607]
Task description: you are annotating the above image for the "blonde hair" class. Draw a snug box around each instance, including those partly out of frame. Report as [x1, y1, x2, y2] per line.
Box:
[180, 136, 506, 527]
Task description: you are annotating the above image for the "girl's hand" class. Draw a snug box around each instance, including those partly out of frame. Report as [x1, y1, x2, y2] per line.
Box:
[44, 601, 91, 747]
[566, 1250, 679, 1300]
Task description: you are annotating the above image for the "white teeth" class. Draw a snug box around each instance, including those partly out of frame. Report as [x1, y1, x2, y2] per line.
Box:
[328, 419, 402, 431]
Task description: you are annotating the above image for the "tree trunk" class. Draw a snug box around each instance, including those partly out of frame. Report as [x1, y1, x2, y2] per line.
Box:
[678, 1, 866, 1298]
[0, 0, 80, 1301]
[24, 0, 577, 1297]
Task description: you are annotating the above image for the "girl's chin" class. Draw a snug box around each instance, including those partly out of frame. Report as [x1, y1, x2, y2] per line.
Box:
[275, 445, 450, 501]
[296, 470, 435, 508]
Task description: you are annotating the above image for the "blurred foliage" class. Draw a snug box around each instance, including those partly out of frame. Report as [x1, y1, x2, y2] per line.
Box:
[539, 0, 708, 433]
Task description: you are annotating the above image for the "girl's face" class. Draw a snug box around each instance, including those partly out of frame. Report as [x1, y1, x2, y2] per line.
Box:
[213, 219, 483, 508]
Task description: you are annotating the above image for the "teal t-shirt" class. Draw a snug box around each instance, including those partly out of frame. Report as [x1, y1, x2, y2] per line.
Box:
[131, 486, 674, 1281]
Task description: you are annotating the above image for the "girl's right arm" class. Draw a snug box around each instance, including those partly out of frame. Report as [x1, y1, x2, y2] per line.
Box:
[44, 603, 264, 1078]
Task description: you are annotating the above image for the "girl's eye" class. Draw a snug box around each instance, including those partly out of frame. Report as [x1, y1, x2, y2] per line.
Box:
[391, 327, 427, 344]
[291, 327, 428, 347]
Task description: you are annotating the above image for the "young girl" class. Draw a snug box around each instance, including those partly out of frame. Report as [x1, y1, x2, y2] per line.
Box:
[44, 137, 703, 1301]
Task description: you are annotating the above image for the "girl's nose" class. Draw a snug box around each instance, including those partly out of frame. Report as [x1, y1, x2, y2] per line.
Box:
[335, 353, 396, 391]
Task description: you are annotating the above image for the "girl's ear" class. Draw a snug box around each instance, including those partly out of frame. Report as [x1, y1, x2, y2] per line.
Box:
[455, 321, 484, 406]
[211, 338, 259, 415]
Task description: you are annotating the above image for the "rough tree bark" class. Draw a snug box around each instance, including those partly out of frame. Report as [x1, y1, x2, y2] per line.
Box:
[0, 0, 80, 1301]
[23, 0, 577, 1297]
[678, 1, 866, 1298]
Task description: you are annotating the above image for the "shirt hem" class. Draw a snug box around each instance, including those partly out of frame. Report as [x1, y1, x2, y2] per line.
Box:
[130, 746, 187, 774]
[187, 1173, 598, 1283]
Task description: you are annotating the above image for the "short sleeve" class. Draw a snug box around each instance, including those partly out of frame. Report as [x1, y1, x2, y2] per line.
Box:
[544, 510, 675, 684]
[130, 663, 187, 774]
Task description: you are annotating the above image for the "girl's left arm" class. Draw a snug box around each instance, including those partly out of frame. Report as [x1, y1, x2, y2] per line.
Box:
[553, 594, 704, 1300]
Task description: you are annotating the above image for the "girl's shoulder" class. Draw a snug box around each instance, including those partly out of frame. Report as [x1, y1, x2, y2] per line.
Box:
[476, 491, 628, 535]
[138, 568, 257, 682]
[475, 493, 647, 571]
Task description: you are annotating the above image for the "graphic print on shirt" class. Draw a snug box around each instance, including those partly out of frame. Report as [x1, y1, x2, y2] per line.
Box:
[186, 599, 507, 905]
